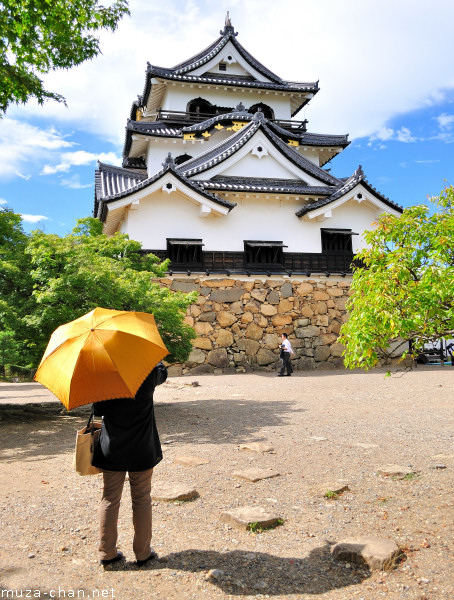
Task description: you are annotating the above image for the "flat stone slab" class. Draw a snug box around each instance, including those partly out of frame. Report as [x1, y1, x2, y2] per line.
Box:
[233, 468, 280, 483]
[376, 464, 416, 479]
[240, 442, 274, 453]
[310, 483, 349, 498]
[152, 483, 198, 502]
[220, 506, 282, 531]
[331, 536, 401, 570]
[174, 455, 210, 467]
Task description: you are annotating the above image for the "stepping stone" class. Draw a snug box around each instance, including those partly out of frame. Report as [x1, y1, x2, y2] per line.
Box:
[331, 536, 401, 570]
[376, 465, 416, 479]
[233, 468, 280, 482]
[310, 483, 349, 498]
[152, 482, 198, 502]
[174, 455, 210, 467]
[220, 506, 282, 531]
[240, 442, 274, 453]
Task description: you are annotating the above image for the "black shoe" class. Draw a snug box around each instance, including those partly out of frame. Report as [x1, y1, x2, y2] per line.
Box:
[285, 373, 292, 376]
[136, 551, 158, 567]
[277, 374, 284, 377]
[100, 551, 124, 566]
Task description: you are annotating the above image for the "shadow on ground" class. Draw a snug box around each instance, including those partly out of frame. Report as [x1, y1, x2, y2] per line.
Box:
[155, 397, 304, 445]
[119, 546, 371, 595]
[0, 398, 304, 462]
[0, 403, 89, 463]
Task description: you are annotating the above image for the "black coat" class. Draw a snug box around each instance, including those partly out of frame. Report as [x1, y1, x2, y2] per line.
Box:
[92, 363, 167, 472]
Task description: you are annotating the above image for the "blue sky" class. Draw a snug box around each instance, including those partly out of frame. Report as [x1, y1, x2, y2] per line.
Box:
[1, 0, 453, 235]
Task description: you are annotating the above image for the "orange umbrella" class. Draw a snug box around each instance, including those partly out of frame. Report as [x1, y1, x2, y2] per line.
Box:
[34, 308, 168, 410]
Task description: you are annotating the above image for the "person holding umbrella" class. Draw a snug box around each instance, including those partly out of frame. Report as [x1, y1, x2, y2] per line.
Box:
[92, 361, 167, 567]
[34, 307, 170, 567]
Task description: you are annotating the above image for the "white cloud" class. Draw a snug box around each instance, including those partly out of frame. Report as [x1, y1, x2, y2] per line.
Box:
[436, 113, 454, 130]
[42, 151, 121, 175]
[6, 0, 454, 144]
[415, 159, 440, 164]
[0, 118, 74, 180]
[0, 198, 7, 205]
[61, 176, 93, 189]
[368, 127, 395, 143]
[369, 126, 416, 145]
[15, 171, 31, 180]
[20, 214, 49, 223]
[396, 127, 416, 143]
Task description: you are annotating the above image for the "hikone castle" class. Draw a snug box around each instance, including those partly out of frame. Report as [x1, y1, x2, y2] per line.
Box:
[94, 15, 403, 375]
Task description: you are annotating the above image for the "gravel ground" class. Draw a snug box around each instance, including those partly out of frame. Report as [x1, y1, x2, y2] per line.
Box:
[0, 367, 453, 600]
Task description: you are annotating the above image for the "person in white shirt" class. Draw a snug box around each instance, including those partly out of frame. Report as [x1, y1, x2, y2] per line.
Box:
[278, 332, 293, 377]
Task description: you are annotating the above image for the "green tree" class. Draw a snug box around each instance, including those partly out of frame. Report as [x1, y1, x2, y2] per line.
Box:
[0, 214, 196, 368]
[0, 207, 35, 367]
[0, 0, 129, 113]
[339, 186, 454, 370]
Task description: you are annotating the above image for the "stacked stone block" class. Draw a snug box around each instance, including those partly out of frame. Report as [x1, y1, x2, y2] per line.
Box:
[157, 277, 351, 376]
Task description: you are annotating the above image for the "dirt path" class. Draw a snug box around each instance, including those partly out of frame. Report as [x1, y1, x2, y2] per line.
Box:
[0, 367, 453, 600]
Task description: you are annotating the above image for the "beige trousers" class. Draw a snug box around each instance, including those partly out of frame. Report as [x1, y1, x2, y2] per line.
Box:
[99, 468, 153, 561]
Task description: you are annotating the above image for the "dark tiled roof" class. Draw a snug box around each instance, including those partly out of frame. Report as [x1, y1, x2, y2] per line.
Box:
[171, 21, 283, 84]
[179, 113, 342, 187]
[122, 156, 147, 170]
[199, 176, 335, 196]
[181, 108, 252, 132]
[180, 119, 260, 175]
[128, 120, 183, 137]
[122, 120, 184, 161]
[146, 65, 318, 93]
[137, 19, 318, 116]
[95, 162, 147, 200]
[95, 157, 235, 222]
[266, 120, 349, 147]
[295, 165, 404, 217]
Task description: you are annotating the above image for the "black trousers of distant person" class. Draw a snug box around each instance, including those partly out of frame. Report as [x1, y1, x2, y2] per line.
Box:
[280, 352, 293, 376]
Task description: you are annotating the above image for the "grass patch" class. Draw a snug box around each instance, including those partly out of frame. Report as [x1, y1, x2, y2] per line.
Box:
[247, 518, 284, 533]
[325, 490, 341, 499]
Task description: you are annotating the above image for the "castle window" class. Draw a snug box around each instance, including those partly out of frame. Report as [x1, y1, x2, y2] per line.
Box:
[167, 239, 204, 267]
[248, 103, 275, 120]
[244, 240, 286, 268]
[321, 229, 357, 253]
[219, 62, 227, 71]
[174, 153, 193, 165]
[187, 97, 216, 116]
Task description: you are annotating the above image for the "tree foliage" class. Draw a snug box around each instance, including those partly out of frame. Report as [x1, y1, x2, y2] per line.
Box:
[0, 0, 129, 113]
[0, 213, 196, 368]
[339, 186, 454, 370]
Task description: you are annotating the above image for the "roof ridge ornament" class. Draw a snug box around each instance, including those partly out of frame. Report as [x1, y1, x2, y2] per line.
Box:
[162, 152, 175, 169]
[253, 107, 266, 123]
[356, 164, 364, 178]
[220, 11, 238, 36]
[235, 102, 247, 112]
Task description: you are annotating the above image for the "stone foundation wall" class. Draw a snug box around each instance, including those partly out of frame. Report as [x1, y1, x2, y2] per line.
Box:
[157, 277, 351, 376]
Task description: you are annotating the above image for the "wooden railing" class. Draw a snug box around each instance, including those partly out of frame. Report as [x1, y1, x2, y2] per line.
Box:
[139, 249, 355, 275]
[154, 110, 307, 132]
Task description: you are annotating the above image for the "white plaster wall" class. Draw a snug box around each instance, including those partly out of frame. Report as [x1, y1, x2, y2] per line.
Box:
[146, 129, 242, 176]
[120, 190, 383, 253]
[298, 148, 320, 166]
[307, 200, 381, 252]
[162, 86, 291, 120]
[205, 62, 251, 77]
[192, 40, 272, 82]
[217, 151, 303, 180]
